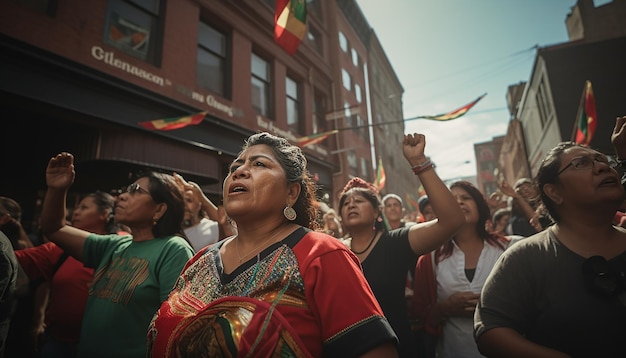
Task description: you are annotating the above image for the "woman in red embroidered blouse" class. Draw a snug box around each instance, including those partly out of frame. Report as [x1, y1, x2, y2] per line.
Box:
[148, 132, 399, 357]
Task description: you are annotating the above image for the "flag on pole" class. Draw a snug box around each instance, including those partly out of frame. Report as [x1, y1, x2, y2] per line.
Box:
[296, 129, 339, 148]
[405, 193, 420, 212]
[417, 184, 426, 197]
[374, 157, 386, 191]
[573, 80, 597, 146]
[422, 93, 487, 121]
[139, 111, 207, 131]
[275, 0, 307, 55]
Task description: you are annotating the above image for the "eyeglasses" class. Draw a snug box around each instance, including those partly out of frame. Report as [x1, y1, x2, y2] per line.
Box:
[582, 255, 626, 307]
[557, 155, 618, 176]
[121, 183, 150, 196]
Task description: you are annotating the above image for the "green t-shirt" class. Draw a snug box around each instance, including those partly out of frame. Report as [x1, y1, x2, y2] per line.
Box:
[79, 233, 193, 358]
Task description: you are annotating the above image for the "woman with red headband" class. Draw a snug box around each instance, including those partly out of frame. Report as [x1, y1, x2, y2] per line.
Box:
[338, 133, 465, 357]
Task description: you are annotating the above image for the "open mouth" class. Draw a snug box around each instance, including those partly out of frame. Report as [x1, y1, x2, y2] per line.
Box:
[599, 176, 619, 186]
[228, 184, 247, 193]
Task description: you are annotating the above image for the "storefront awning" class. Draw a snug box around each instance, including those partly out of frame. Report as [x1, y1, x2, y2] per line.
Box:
[72, 129, 219, 192]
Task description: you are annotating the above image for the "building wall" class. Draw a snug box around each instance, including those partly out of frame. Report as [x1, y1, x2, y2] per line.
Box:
[330, 0, 374, 205]
[0, 0, 354, 224]
[498, 119, 532, 185]
[474, 136, 504, 197]
[368, 31, 415, 206]
[566, 0, 626, 42]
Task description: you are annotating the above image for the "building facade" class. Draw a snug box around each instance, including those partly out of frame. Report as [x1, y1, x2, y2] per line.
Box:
[496, 0, 626, 186]
[474, 136, 504, 197]
[2, 0, 411, 229]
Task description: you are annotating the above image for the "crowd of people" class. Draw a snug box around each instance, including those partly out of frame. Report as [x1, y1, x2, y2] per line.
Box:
[1, 116, 625, 357]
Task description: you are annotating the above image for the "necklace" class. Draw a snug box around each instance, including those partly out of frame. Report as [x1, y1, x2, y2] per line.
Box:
[351, 230, 378, 255]
[235, 224, 289, 263]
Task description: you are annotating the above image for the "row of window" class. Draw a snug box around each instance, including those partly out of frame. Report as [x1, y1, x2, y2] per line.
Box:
[22, 0, 370, 176]
[99, 0, 332, 135]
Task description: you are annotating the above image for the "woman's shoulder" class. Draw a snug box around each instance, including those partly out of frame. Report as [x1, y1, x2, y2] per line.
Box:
[159, 235, 195, 252]
[290, 229, 359, 261]
[499, 229, 555, 260]
[303, 228, 350, 250]
[86, 232, 127, 245]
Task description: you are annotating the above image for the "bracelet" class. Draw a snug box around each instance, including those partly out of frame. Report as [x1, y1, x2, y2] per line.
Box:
[411, 160, 433, 175]
[413, 164, 434, 175]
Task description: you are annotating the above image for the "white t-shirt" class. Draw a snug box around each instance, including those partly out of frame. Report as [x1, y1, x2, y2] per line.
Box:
[184, 217, 219, 252]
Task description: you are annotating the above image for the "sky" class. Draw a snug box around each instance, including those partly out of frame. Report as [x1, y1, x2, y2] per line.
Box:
[356, 0, 603, 181]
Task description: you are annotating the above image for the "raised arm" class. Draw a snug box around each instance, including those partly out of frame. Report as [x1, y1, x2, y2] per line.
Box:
[40, 153, 91, 260]
[498, 180, 540, 231]
[173, 173, 219, 220]
[174, 173, 235, 239]
[403, 133, 465, 255]
[611, 116, 626, 160]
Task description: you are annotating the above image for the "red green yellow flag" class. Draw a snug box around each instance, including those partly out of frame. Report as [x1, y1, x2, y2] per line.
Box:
[275, 0, 307, 55]
[139, 111, 207, 131]
[405, 193, 419, 212]
[374, 157, 386, 191]
[422, 93, 486, 121]
[417, 184, 426, 197]
[296, 129, 339, 148]
[574, 80, 597, 146]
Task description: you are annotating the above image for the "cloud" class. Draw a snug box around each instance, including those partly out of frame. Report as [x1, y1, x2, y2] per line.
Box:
[404, 112, 508, 180]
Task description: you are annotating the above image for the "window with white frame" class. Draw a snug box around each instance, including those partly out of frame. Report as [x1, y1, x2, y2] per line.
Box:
[197, 21, 228, 97]
[355, 84, 362, 103]
[104, 0, 161, 64]
[348, 151, 358, 175]
[360, 157, 368, 178]
[351, 48, 359, 67]
[338, 31, 348, 52]
[307, 24, 323, 55]
[313, 90, 327, 133]
[251, 53, 271, 118]
[342, 69, 351, 91]
[286, 76, 303, 134]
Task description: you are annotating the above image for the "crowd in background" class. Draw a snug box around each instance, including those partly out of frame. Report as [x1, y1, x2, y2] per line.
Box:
[1, 116, 625, 357]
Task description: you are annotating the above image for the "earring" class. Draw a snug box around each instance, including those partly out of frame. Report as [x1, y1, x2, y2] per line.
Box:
[152, 217, 159, 226]
[373, 216, 382, 231]
[283, 205, 297, 221]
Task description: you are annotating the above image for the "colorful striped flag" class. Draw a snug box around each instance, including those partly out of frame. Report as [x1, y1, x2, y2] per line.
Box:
[296, 129, 339, 148]
[422, 93, 486, 121]
[573, 80, 597, 146]
[374, 157, 386, 191]
[275, 0, 307, 55]
[405, 193, 420, 212]
[139, 111, 207, 131]
[417, 184, 426, 197]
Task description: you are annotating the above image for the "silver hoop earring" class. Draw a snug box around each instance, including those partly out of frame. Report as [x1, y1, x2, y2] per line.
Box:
[283, 205, 297, 221]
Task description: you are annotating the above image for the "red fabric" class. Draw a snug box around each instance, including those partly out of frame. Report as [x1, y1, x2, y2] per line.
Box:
[138, 112, 206, 131]
[274, 0, 306, 55]
[15, 242, 93, 342]
[410, 252, 442, 336]
[149, 231, 386, 357]
[575, 81, 597, 146]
